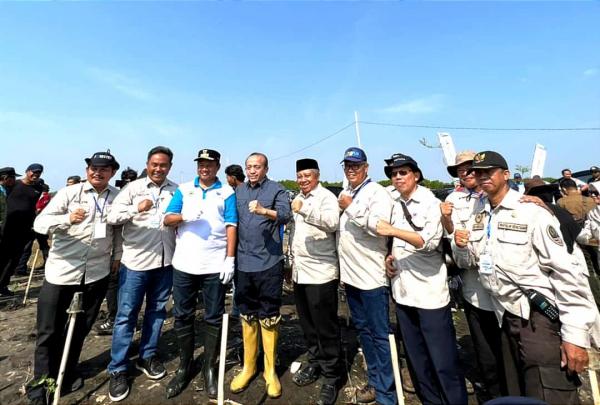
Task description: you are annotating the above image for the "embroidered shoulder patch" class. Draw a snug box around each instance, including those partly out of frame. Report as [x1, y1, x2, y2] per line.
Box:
[547, 225, 564, 246]
[498, 222, 528, 232]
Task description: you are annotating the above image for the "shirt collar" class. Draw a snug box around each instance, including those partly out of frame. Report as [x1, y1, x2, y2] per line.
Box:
[82, 181, 112, 195]
[145, 176, 174, 189]
[194, 177, 223, 191]
[247, 176, 268, 189]
[300, 183, 321, 199]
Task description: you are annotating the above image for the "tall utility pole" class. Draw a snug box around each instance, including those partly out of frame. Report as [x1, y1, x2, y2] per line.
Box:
[354, 111, 362, 147]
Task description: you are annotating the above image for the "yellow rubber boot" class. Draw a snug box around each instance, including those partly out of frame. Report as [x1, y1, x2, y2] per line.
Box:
[260, 316, 282, 398]
[230, 316, 259, 393]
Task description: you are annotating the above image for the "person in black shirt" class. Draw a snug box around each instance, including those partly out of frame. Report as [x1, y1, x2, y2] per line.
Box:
[0, 163, 44, 296]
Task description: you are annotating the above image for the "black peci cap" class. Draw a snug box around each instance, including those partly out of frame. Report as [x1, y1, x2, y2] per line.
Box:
[296, 158, 319, 172]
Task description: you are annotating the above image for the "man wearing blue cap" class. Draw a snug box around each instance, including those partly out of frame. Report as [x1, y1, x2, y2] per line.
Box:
[0, 163, 44, 296]
[337, 147, 396, 405]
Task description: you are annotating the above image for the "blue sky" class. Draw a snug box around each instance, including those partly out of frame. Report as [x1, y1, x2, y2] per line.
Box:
[1, 1, 598, 190]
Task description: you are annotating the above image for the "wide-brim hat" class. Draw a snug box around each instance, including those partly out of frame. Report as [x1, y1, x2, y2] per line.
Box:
[447, 151, 476, 178]
[0, 167, 21, 177]
[85, 150, 120, 170]
[384, 153, 424, 183]
[525, 178, 557, 196]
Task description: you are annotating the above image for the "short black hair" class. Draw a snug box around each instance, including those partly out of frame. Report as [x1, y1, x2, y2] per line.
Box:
[560, 178, 577, 189]
[246, 152, 269, 169]
[66, 175, 81, 183]
[561, 168, 571, 175]
[225, 164, 245, 182]
[121, 167, 138, 182]
[147, 146, 174, 163]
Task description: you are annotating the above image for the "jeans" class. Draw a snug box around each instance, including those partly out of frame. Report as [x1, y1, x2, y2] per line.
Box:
[172, 270, 225, 329]
[346, 284, 397, 405]
[108, 265, 173, 373]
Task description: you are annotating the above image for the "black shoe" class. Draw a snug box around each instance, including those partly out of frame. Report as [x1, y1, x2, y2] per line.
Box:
[0, 286, 14, 297]
[108, 371, 129, 402]
[94, 319, 114, 336]
[316, 384, 338, 405]
[292, 365, 320, 387]
[136, 355, 166, 380]
[26, 383, 47, 405]
[62, 372, 84, 394]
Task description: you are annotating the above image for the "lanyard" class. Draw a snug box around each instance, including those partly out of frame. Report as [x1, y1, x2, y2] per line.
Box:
[351, 178, 372, 199]
[93, 190, 110, 220]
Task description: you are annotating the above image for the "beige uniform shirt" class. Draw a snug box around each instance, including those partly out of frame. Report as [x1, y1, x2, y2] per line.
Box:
[106, 177, 177, 271]
[34, 181, 123, 285]
[338, 178, 393, 290]
[390, 185, 449, 309]
[290, 184, 339, 285]
[453, 189, 596, 348]
[445, 189, 494, 311]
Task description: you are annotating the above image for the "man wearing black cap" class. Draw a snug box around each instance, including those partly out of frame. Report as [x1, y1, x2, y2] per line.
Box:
[163, 148, 237, 399]
[589, 166, 600, 184]
[454, 151, 597, 405]
[105, 146, 178, 402]
[377, 153, 467, 405]
[27, 151, 122, 404]
[337, 147, 396, 405]
[289, 158, 341, 404]
[0, 163, 44, 296]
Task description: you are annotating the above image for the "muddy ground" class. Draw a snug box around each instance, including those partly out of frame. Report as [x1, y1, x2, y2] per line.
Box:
[1, 261, 597, 405]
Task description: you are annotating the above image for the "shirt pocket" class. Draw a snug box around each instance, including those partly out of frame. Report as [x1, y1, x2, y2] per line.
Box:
[495, 228, 530, 268]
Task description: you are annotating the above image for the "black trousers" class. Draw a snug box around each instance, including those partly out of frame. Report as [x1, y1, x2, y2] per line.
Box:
[294, 280, 342, 384]
[33, 277, 109, 379]
[104, 268, 120, 320]
[463, 301, 505, 398]
[0, 227, 33, 289]
[502, 311, 580, 405]
[235, 261, 283, 319]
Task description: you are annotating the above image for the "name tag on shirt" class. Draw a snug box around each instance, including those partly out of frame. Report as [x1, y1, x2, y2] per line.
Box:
[94, 222, 107, 239]
[479, 253, 494, 275]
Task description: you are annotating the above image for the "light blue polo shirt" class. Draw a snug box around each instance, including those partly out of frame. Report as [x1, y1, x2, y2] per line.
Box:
[166, 177, 237, 275]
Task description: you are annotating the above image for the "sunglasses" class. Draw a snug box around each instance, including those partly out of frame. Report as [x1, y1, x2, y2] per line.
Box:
[390, 169, 412, 177]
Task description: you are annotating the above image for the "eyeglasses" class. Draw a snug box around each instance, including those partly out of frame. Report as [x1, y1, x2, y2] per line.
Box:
[390, 169, 412, 177]
[343, 163, 365, 171]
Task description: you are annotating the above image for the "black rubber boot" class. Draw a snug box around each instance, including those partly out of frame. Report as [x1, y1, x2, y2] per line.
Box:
[203, 324, 221, 399]
[166, 324, 195, 399]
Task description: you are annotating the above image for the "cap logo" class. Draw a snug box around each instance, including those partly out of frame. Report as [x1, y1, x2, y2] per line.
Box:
[474, 153, 485, 163]
[96, 154, 112, 160]
[345, 150, 360, 159]
[199, 150, 211, 159]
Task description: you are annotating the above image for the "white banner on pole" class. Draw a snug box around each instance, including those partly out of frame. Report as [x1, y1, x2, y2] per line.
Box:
[438, 132, 457, 167]
[531, 144, 547, 178]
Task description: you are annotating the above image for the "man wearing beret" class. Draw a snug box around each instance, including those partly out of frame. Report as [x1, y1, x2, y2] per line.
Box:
[337, 147, 396, 405]
[0, 163, 44, 296]
[163, 148, 237, 399]
[27, 151, 122, 405]
[290, 158, 342, 405]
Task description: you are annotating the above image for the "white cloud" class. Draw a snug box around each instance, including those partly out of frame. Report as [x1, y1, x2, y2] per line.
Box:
[380, 94, 445, 114]
[86, 67, 156, 101]
[583, 68, 598, 77]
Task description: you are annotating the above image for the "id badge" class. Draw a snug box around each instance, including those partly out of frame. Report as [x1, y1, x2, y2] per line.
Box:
[94, 222, 107, 239]
[479, 253, 494, 275]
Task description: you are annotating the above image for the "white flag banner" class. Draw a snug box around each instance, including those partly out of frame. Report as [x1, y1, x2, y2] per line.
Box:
[438, 132, 457, 167]
[531, 144, 547, 178]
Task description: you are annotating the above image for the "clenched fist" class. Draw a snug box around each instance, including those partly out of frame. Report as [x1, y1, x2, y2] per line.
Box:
[249, 200, 266, 215]
[291, 199, 303, 213]
[440, 201, 454, 218]
[137, 199, 154, 213]
[70, 208, 87, 224]
[454, 229, 470, 248]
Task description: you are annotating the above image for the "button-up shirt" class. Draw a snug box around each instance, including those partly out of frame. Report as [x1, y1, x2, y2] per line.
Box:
[106, 177, 177, 271]
[33, 181, 123, 285]
[236, 177, 292, 273]
[453, 189, 596, 348]
[445, 188, 494, 311]
[338, 178, 393, 290]
[390, 185, 448, 309]
[290, 184, 339, 285]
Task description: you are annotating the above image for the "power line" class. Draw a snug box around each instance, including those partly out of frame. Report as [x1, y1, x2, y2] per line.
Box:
[360, 120, 600, 131]
[271, 122, 355, 161]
